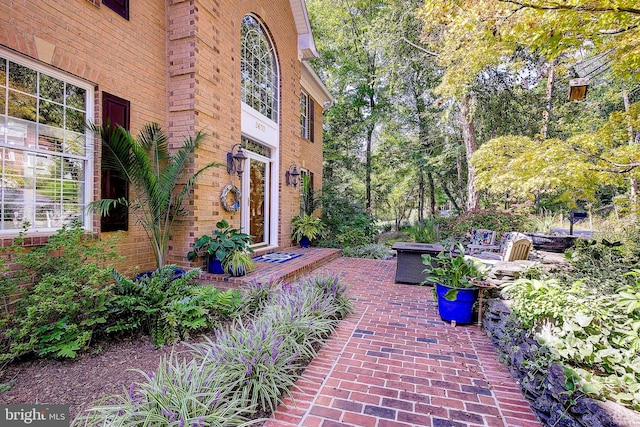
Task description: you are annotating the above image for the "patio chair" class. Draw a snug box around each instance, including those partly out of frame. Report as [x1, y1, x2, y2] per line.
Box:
[470, 232, 532, 265]
[466, 229, 498, 254]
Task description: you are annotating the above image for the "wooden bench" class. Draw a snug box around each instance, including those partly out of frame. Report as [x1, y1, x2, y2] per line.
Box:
[392, 242, 445, 284]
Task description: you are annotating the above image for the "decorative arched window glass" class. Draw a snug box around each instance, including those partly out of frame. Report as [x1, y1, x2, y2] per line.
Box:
[241, 15, 279, 122]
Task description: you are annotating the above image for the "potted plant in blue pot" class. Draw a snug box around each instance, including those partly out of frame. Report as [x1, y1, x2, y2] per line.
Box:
[420, 244, 488, 324]
[187, 219, 253, 274]
[222, 250, 255, 277]
[291, 214, 325, 248]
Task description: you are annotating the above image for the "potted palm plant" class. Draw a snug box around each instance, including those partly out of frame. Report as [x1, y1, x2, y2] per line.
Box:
[186, 219, 253, 274]
[421, 244, 488, 324]
[89, 123, 222, 277]
[291, 214, 325, 248]
[222, 250, 255, 277]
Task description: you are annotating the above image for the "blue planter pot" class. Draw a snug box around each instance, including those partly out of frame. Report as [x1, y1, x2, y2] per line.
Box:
[435, 283, 478, 324]
[299, 236, 310, 248]
[208, 257, 224, 274]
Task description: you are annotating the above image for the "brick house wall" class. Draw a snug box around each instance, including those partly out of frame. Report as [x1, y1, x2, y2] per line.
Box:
[0, 0, 329, 274]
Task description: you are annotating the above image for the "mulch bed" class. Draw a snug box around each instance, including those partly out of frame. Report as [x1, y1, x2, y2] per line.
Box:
[0, 336, 197, 421]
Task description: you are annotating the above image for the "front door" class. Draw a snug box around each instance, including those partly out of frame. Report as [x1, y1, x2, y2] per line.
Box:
[240, 138, 271, 248]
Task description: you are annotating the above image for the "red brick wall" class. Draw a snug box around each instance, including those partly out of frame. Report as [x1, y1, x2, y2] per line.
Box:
[0, 0, 325, 272]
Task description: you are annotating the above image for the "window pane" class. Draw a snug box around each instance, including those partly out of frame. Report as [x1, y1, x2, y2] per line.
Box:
[6, 119, 36, 148]
[8, 62, 36, 94]
[38, 125, 64, 152]
[66, 84, 85, 110]
[65, 108, 85, 133]
[2, 204, 24, 229]
[39, 99, 64, 128]
[40, 74, 64, 103]
[0, 57, 6, 84]
[8, 90, 36, 121]
[65, 132, 86, 156]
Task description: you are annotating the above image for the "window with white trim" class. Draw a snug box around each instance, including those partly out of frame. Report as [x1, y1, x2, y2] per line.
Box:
[300, 91, 309, 138]
[241, 14, 279, 122]
[0, 51, 93, 232]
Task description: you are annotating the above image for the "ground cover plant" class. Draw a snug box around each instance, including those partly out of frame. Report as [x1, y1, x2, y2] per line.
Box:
[73, 275, 353, 426]
[0, 222, 242, 364]
[500, 231, 640, 411]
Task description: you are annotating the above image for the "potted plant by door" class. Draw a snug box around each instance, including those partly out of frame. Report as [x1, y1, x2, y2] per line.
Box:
[187, 219, 253, 274]
[291, 214, 325, 248]
[420, 244, 488, 324]
[89, 123, 222, 280]
[222, 250, 255, 277]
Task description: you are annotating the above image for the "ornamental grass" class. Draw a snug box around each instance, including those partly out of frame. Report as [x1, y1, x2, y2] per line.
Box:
[74, 274, 353, 426]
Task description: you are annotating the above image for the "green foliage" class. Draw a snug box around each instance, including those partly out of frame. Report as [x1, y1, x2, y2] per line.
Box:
[320, 191, 378, 247]
[437, 209, 528, 240]
[76, 354, 253, 427]
[409, 219, 439, 243]
[342, 243, 393, 259]
[109, 266, 242, 347]
[1, 221, 119, 361]
[78, 274, 353, 424]
[291, 214, 325, 243]
[222, 251, 255, 277]
[89, 122, 222, 268]
[503, 275, 640, 409]
[563, 233, 640, 294]
[188, 219, 254, 263]
[421, 245, 487, 300]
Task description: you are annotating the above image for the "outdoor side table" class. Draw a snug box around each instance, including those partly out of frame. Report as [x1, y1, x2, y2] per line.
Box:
[392, 242, 445, 284]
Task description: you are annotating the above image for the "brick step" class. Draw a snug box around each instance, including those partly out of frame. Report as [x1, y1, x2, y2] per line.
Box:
[197, 247, 342, 290]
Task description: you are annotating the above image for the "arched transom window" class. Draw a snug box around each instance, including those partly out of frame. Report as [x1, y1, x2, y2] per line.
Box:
[241, 15, 279, 122]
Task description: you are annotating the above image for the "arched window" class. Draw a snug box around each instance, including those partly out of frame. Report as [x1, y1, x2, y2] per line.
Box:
[240, 15, 278, 122]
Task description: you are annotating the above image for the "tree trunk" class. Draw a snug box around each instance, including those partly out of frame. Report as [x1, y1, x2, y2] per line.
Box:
[427, 171, 436, 217]
[541, 59, 555, 139]
[623, 87, 638, 211]
[365, 124, 373, 212]
[458, 94, 479, 211]
[418, 171, 425, 222]
[436, 172, 462, 212]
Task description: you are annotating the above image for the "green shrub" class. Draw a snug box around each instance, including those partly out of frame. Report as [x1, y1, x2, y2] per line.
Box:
[437, 209, 529, 240]
[503, 275, 640, 409]
[108, 266, 242, 347]
[320, 191, 378, 247]
[342, 243, 393, 259]
[408, 219, 439, 243]
[2, 221, 120, 361]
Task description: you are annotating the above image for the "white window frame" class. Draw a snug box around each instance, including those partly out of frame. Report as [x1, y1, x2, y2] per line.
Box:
[300, 91, 309, 138]
[0, 48, 94, 233]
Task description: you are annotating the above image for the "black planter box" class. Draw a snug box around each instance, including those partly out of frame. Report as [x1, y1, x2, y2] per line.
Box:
[392, 242, 445, 284]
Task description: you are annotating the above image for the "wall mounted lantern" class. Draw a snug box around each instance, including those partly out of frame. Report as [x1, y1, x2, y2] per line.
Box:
[569, 77, 590, 101]
[227, 143, 248, 178]
[285, 164, 301, 188]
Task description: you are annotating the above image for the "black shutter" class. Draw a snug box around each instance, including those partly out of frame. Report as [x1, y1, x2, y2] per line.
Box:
[101, 92, 130, 232]
[309, 98, 315, 142]
[102, 0, 129, 20]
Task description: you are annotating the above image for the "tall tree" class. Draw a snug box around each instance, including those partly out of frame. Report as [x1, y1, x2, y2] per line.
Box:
[308, 0, 389, 212]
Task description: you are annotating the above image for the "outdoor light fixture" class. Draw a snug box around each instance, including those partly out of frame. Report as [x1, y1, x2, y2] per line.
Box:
[227, 143, 248, 177]
[285, 163, 301, 188]
[569, 77, 590, 101]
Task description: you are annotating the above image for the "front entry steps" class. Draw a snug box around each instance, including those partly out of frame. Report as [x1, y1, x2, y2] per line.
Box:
[197, 247, 342, 290]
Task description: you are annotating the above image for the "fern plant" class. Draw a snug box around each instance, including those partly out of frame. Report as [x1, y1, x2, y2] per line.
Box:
[109, 265, 242, 347]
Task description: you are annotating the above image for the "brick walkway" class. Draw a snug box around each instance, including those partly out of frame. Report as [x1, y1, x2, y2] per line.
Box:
[264, 257, 541, 427]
